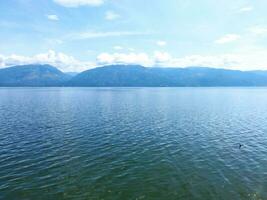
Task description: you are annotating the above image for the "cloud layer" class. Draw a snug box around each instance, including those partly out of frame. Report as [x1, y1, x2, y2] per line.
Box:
[238, 6, 254, 13]
[68, 31, 151, 40]
[0, 50, 92, 72]
[2, 49, 267, 72]
[156, 41, 167, 47]
[215, 34, 241, 44]
[46, 15, 59, 21]
[95, 50, 267, 71]
[53, 0, 104, 7]
[105, 11, 120, 20]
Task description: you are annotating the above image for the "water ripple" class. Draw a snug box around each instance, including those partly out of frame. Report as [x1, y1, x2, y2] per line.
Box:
[0, 88, 267, 199]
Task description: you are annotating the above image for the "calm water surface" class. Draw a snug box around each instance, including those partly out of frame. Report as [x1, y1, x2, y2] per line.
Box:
[0, 88, 266, 200]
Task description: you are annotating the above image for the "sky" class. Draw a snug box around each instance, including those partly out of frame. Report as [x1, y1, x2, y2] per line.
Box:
[1, 0, 267, 72]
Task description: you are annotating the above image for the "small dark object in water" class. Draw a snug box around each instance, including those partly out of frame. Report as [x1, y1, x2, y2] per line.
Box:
[238, 143, 243, 149]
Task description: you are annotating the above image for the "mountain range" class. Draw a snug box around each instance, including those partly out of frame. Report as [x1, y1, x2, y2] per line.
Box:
[1, 64, 267, 87]
[0, 64, 71, 86]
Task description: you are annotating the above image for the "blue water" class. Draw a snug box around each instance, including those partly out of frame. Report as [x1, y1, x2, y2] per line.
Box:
[0, 88, 266, 199]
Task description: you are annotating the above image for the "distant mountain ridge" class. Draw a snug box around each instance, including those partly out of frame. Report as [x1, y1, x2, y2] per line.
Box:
[0, 64, 71, 86]
[68, 64, 267, 87]
[1, 64, 267, 87]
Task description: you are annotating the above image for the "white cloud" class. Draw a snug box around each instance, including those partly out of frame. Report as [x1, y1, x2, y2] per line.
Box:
[97, 52, 152, 66]
[156, 41, 167, 47]
[3, 48, 267, 72]
[176, 52, 267, 71]
[105, 11, 120, 20]
[53, 0, 103, 7]
[68, 31, 150, 40]
[113, 46, 124, 50]
[95, 51, 240, 68]
[215, 34, 241, 44]
[249, 26, 267, 35]
[95, 49, 267, 71]
[154, 51, 171, 63]
[165, 55, 241, 68]
[46, 15, 59, 21]
[113, 46, 135, 52]
[238, 6, 254, 13]
[0, 50, 93, 72]
[44, 38, 63, 46]
[94, 52, 235, 68]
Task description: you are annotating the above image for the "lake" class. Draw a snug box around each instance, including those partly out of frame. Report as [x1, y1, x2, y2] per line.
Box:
[0, 88, 266, 199]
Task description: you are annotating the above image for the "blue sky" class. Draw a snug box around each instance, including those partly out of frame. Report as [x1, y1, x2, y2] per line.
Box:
[1, 0, 267, 72]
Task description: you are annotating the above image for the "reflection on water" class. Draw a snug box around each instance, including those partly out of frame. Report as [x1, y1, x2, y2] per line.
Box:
[0, 88, 266, 199]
